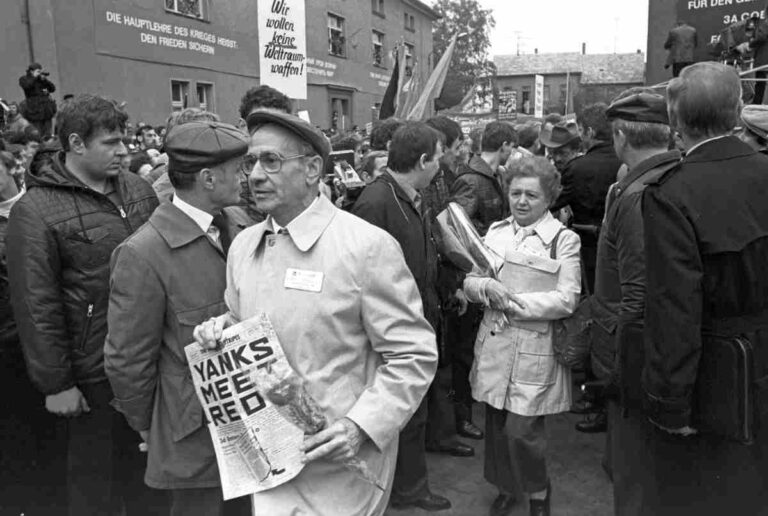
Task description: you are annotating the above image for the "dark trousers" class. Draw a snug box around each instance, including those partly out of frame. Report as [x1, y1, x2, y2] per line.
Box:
[426, 364, 458, 445]
[68, 381, 169, 516]
[609, 401, 656, 516]
[484, 405, 548, 495]
[447, 304, 482, 423]
[0, 348, 67, 516]
[31, 118, 53, 139]
[392, 397, 429, 499]
[170, 488, 251, 516]
[672, 62, 692, 78]
[753, 71, 767, 105]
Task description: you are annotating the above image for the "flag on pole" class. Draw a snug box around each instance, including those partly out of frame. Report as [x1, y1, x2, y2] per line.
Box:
[407, 34, 458, 120]
[379, 44, 406, 120]
[396, 63, 421, 118]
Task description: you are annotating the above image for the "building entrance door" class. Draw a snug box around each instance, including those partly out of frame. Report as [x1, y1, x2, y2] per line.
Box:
[329, 89, 353, 133]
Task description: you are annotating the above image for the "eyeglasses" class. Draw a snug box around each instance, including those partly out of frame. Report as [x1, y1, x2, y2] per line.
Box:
[240, 152, 307, 174]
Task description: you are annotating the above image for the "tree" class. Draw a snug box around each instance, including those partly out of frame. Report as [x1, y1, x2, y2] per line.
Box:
[431, 0, 496, 111]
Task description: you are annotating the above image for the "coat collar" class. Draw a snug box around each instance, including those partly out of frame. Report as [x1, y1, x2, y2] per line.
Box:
[617, 149, 682, 193]
[683, 135, 755, 163]
[149, 201, 209, 249]
[250, 194, 337, 253]
[489, 210, 563, 245]
[467, 155, 498, 180]
[379, 171, 418, 208]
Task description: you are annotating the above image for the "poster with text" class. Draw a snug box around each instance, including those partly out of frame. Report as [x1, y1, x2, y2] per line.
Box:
[534, 75, 544, 119]
[258, 0, 307, 99]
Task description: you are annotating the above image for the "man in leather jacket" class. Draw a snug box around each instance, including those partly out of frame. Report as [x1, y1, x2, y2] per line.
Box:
[7, 94, 166, 515]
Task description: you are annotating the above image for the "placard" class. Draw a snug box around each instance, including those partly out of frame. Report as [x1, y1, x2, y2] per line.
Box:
[534, 75, 544, 119]
[677, 0, 766, 61]
[258, 0, 307, 99]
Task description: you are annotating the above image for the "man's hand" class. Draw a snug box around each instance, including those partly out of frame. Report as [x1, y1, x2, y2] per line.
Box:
[453, 289, 468, 316]
[45, 386, 90, 417]
[138, 430, 149, 453]
[301, 418, 366, 463]
[193, 313, 237, 351]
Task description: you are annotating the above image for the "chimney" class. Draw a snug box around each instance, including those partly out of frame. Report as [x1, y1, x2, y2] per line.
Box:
[582, 42, 586, 55]
[534, 48, 538, 55]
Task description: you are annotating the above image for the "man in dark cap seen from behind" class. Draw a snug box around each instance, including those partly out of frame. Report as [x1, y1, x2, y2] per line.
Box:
[737, 104, 768, 154]
[105, 121, 253, 516]
[640, 61, 768, 516]
[192, 110, 437, 515]
[592, 91, 681, 516]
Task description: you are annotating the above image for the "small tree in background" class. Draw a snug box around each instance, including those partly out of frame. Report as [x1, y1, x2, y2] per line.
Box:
[432, 0, 496, 111]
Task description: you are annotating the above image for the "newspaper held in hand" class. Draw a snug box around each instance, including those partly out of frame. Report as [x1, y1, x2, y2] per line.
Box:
[184, 313, 383, 500]
[184, 313, 305, 499]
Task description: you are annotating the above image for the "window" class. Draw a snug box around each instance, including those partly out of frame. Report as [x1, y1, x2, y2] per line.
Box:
[372, 0, 384, 15]
[404, 12, 415, 31]
[170, 80, 190, 112]
[559, 84, 567, 103]
[165, 0, 203, 19]
[197, 82, 213, 112]
[543, 85, 551, 105]
[372, 31, 384, 67]
[328, 14, 346, 57]
[404, 43, 414, 77]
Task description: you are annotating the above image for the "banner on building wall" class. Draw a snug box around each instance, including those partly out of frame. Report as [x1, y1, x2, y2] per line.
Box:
[92, 0, 259, 77]
[534, 75, 544, 119]
[677, 0, 766, 61]
[257, 0, 307, 99]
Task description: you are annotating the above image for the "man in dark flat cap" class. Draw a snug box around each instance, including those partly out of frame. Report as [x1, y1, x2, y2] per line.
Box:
[595, 90, 680, 516]
[738, 104, 768, 154]
[193, 111, 437, 515]
[105, 121, 253, 516]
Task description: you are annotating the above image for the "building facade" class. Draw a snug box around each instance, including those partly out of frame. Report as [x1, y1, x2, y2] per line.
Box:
[494, 52, 645, 116]
[1, 0, 438, 129]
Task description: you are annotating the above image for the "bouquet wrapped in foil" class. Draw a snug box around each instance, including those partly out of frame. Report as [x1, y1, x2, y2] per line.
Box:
[250, 360, 384, 491]
[435, 202, 510, 331]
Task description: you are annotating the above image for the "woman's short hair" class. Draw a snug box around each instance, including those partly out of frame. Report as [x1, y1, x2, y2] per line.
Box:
[504, 156, 562, 205]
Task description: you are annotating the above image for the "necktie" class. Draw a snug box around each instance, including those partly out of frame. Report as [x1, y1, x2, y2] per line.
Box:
[211, 213, 230, 254]
[206, 223, 223, 253]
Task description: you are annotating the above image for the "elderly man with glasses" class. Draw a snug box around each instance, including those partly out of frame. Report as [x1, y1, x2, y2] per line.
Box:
[193, 111, 438, 515]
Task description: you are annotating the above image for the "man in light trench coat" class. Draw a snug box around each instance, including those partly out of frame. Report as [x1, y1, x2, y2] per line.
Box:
[194, 110, 438, 515]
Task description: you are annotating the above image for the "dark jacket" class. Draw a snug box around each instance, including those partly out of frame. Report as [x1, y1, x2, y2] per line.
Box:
[18, 74, 57, 122]
[105, 201, 251, 489]
[449, 155, 508, 236]
[642, 136, 768, 514]
[551, 141, 621, 229]
[0, 209, 18, 353]
[351, 172, 441, 331]
[591, 150, 681, 394]
[751, 18, 768, 67]
[664, 24, 698, 64]
[7, 152, 158, 394]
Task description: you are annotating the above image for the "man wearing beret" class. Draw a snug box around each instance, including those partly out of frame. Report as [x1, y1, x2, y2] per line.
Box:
[193, 110, 438, 515]
[105, 121, 253, 516]
[593, 90, 680, 515]
[737, 104, 768, 154]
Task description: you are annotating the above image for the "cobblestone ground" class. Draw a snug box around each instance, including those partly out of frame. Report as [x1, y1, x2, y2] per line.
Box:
[385, 406, 613, 516]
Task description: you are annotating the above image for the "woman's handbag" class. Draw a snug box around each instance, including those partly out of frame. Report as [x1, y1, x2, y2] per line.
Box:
[550, 228, 592, 369]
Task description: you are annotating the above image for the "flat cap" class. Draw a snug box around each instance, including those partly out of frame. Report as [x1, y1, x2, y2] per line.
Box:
[539, 121, 580, 149]
[165, 121, 249, 174]
[246, 109, 331, 165]
[606, 93, 669, 124]
[741, 105, 768, 140]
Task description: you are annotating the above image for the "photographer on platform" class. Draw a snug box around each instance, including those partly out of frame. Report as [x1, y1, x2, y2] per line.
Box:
[18, 63, 57, 139]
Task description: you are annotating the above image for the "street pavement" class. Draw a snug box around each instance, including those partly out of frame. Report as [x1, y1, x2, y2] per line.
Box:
[385, 406, 613, 516]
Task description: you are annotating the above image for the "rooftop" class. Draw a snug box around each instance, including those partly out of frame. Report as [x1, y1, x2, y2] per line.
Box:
[494, 52, 646, 84]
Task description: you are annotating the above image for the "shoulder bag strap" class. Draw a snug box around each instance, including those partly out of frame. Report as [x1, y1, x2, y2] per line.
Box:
[550, 226, 590, 297]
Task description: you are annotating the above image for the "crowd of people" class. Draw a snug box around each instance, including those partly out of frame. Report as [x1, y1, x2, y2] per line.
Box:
[2, 59, 768, 516]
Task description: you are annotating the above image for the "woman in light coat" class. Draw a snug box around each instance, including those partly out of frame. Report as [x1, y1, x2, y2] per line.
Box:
[463, 157, 581, 516]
